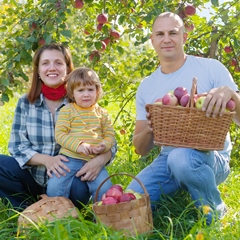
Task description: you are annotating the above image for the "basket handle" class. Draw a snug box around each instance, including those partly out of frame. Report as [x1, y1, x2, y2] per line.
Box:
[187, 77, 198, 108]
[94, 172, 149, 203]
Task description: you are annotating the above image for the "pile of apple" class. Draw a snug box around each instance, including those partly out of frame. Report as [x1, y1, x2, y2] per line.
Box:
[97, 184, 142, 206]
[154, 86, 236, 111]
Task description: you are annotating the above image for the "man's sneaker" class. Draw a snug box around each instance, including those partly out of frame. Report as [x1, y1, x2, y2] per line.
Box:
[201, 202, 227, 225]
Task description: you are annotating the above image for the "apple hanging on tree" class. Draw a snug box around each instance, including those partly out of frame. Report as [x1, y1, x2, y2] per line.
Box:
[89, 50, 100, 62]
[224, 46, 233, 54]
[72, 0, 84, 9]
[110, 29, 121, 40]
[97, 13, 108, 24]
[184, 4, 196, 16]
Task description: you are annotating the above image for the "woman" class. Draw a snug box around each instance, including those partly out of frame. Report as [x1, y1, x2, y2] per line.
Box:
[0, 43, 116, 210]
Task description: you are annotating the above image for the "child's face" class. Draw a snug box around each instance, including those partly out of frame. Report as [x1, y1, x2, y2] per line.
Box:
[73, 83, 97, 108]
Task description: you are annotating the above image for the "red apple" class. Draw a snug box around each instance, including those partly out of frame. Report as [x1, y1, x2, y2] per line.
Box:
[235, 66, 240, 72]
[89, 50, 100, 62]
[180, 94, 190, 107]
[133, 192, 142, 199]
[30, 22, 37, 31]
[184, 4, 196, 16]
[99, 41, 106, 52]
[84, 29, 90, 35]
[110, 184, 123, 193]
[184, 23, 194, 32]
[119, 193, 136, 203]
[106, 187, 122, 201]
[195, 96, 206, 109]
[102, 196, 118, 205]
[226, 99, 236, 111]
[72, 0, 84, 9]
[120, 129, 126, 135]
[224, 46, 232, 54]
[103, 37, 111, 46]
[230, 58, 237, 67]
[162, 93, 178, 106]
[38, 38, 45, 46]
[178, 9, 187, 19]
[97, 23, 103, 31]
[101, 193, 106, 201]
[174, 87, 188, 102]
[154, 98, 163, 105]
[97, 13, 108, 24]
[110, 29, 120, 40]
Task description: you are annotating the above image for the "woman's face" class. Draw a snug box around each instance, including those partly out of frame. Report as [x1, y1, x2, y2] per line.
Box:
[38, 49, 67, 88]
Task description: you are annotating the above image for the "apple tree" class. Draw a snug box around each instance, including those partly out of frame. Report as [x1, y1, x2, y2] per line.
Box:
[0, 0, 239, 166]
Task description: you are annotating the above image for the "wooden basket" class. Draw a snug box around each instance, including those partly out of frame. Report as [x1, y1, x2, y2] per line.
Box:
[92, 172, 153, 236]
[18, 194, 79, 226]
[145, 78, 235, 151]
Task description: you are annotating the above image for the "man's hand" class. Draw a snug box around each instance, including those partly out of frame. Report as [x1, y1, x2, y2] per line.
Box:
[202, 86, 234, 117]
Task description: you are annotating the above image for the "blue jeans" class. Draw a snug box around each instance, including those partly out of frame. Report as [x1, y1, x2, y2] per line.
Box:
[127, 148, 230, 211]
[0, 154, 91, 210]
[47, 156, 112, 202]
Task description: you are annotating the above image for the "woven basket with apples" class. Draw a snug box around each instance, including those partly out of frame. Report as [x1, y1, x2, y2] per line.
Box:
[92, 172, 153, 236]
[146, 78, 236, 151]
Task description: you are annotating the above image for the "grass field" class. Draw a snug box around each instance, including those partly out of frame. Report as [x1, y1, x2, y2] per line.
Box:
[0, 97, 240, 239]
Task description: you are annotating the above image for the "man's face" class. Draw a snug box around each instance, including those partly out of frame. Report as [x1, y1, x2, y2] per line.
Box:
[151, 16, 188, 61]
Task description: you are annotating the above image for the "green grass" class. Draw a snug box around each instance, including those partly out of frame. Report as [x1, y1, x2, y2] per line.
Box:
[0, 97, 240, 239]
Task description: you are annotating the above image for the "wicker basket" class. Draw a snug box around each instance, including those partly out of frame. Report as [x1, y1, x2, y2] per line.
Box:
[145, 78, 235, 151]
[92, 172, 153, 236]
[18, 194, 79, 226]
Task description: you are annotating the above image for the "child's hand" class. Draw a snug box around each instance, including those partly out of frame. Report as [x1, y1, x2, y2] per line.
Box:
[77, 143, 92, 155]
[91, 143, 106, 155]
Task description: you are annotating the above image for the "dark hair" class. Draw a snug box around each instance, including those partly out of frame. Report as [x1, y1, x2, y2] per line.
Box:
[27, 43, 74, 103]
[66, 67, 103, 103]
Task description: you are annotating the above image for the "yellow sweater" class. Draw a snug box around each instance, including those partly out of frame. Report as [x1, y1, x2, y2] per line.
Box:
[55, 103, 115, 161]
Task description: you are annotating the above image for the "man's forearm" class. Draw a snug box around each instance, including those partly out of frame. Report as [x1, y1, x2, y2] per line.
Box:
[133, 129, 154, 156]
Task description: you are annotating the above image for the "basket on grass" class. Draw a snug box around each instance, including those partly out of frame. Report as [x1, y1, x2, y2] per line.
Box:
[92, 172, 153, 236]
[18, 194, 79, 226]
[146, 78, 235, 151]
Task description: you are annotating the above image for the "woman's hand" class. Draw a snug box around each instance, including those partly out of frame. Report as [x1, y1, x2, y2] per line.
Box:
[43, 155, 70, 178]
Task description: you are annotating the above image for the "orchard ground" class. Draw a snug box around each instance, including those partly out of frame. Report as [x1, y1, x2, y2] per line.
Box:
[0, 97, 240, 239]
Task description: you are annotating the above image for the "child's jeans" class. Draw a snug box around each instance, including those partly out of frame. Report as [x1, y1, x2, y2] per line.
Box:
[47, 156, 112, 201]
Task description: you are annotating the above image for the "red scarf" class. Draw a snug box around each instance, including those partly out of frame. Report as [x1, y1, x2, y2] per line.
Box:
[41, 83, 67, 100]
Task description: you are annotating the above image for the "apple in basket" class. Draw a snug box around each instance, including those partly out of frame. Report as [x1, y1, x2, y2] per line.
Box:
[102, 196, 118, 205]
[111, 184, 123, 193]
[226, 99, 236, 111]
[195, 96, 206, 109]
[180, 94, 190, 107]
[154, 98, 163, 105]
[106, 187, 123, 201]
[174, 87, 188, 102]
[119, 193, 136, 203]
[125, 189, 142, 199]
[162, 93, 178, 106]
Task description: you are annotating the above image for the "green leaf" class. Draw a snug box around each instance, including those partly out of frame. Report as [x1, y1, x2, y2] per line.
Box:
[211, 0, 219, 7]
[60, 30, 72, 38]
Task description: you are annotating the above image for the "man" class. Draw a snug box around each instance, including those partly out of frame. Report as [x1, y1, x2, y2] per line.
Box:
[127, 12, 240, 224]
